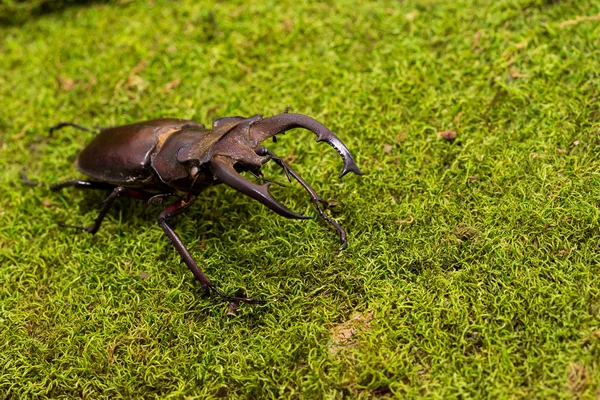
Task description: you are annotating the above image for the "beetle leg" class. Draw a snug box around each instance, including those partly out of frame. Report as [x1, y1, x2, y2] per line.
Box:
[158, 196, 265, 304]
[21, 171, 140, 234]
[59, 187, 151, 234]
[248, 169, 287, 187]
[148, 193, 179, 206]
[48, 122, 93, 135]
[49, 180, 114, 191]
[256, 146, 349, 250]
[48, 122, 109, 136]
[21, 170, 115, 191]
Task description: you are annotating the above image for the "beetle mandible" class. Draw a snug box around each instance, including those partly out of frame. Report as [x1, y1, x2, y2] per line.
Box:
[23, 112, 363, 304]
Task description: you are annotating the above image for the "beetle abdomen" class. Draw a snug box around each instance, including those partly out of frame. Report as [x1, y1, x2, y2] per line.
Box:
[76, 118, 200, 184]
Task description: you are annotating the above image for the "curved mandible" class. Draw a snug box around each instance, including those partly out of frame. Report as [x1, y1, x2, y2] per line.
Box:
[248, 113, 363, 179]
[211, 155, 310, 220]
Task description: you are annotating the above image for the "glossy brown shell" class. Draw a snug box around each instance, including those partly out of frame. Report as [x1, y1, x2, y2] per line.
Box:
[76, 118, 201, 186]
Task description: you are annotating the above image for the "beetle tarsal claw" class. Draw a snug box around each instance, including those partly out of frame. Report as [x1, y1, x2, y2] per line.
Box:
[210, 286, 266, 304]
[211, 156, 309, 220]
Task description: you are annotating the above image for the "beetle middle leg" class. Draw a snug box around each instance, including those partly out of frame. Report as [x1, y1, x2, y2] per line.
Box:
[59, 186, 152, 234]
[256, 146, 349, 250]
[22, 171, 153, 234]
[158, 196, 265, 304]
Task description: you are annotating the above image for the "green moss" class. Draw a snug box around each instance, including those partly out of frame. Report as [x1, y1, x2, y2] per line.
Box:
[1, 0, 600, 398]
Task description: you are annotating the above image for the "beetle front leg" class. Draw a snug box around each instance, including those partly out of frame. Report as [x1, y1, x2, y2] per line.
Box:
[158, 197, 265, 304]
[256, 146, 349, 250]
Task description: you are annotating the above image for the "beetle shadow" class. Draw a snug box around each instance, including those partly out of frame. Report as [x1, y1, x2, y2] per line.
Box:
[63, 171, 344, 306]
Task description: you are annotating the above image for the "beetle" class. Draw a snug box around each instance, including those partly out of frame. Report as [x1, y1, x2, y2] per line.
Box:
[22, 112, 362, 304]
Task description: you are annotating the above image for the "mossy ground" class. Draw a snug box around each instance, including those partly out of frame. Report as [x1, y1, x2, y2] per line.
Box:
[1, 0, 600, 398]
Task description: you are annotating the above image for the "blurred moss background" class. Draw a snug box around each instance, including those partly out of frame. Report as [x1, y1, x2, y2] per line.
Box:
[0, 0, 108, 24]
[1, 0, 600, 398]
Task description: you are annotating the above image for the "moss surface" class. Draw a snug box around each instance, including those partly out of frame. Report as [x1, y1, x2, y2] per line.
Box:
[1, 0, 600, 398]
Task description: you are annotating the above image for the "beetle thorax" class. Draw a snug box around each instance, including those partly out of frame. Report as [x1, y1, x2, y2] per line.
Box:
[209, 127, 268, 171]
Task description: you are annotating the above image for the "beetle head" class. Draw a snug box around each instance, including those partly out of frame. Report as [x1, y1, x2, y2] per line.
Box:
[179, 113, 363, 226]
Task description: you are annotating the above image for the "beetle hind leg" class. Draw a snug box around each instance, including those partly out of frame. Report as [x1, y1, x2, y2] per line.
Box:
[48, 122, 108, 135]
[21, 170, 113, 191]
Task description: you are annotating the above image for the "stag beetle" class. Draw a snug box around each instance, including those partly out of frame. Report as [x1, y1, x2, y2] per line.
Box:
[22, 113, 362, 304]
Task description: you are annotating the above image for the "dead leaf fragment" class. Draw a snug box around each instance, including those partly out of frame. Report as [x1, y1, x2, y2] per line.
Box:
[438, 130, 457, 142]
[454, 111, 464, 130]
[452, 224, 478, 242]
[405, 10, 418, 21]
[128, 60, 148, 89]
[140, 271, 150, 279]
[59, 76, 75, 91]
[395, 216, 414, 225]
[559, 13, 600, 29]
[164, 79, 181, 92]
[85, 75, 98, 89]
[556, 249, 570, 257]
[472, 30, 481, 51]
[42, 200, 51, 207]
[11, 122, 32, 140]
[282, 18, 294, 33]
[383, 143, 393, 154]
[226, 302, 239, 316]
[509, 67, 526, 79]
[567, 362, 588, 394]
[395, 131, 407, 143]
[514, 40, 528, 50]
[329, 311, 373, 355]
